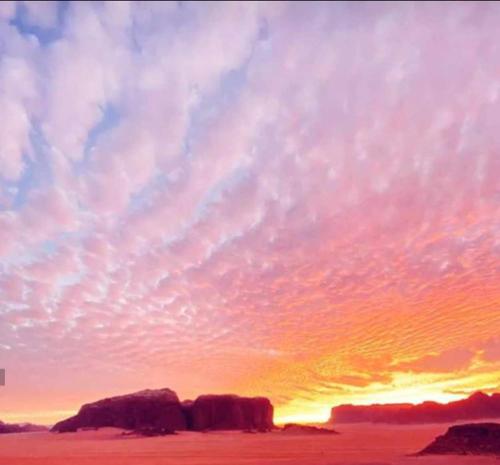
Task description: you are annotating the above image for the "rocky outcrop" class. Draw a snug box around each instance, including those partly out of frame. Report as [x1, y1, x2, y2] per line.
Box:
[418, 423, 500, 456]
[186, 395, 274, 431]
[123, 426, 178, 437]
[52, 389, 274, 433]
[52, 388, 186, 432]
[281, 423, 338, 434]
[0, 421, 48, 434]
[330, 392, 500, 424]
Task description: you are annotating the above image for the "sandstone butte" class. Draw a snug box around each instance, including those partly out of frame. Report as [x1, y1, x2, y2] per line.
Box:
[52, 388, 274, 433]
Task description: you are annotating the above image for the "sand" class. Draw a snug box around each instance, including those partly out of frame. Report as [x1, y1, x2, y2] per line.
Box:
[0, 423, 498, 465]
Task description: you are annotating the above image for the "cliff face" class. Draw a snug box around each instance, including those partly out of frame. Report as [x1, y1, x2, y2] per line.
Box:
[418, 423, 500, 456]
[186, 395, 274, 431]
[330, 392, 500, 424]
[52, 388, 186, 432]
[52, 389, 274, 433]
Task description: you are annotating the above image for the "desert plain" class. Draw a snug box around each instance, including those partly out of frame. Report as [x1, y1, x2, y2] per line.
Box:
[1, 422, 499, 465]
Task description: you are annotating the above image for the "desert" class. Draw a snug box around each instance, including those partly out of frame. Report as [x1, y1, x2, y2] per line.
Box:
[1, 422, 500, 465]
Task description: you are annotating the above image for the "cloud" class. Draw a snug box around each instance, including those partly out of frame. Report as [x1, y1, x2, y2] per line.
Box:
[0, 1, 499, 424]
[0, 2, 15, 21]
[394, 348, 475, 374]
[22, 1, 60, 30]
[482, 337, 500, 363]
[0, 33, 39, 180]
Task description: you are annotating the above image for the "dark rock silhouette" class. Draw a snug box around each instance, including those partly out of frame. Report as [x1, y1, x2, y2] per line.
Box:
[281, 423, 339, 434]
[330, 392, 500, 424]
[52, 388, 186, 432]
[125, 426, 177, 437]
[181, 400, 194, 430]
[186, 395, 274, 431]
[418, 423, 500, 456]
[52, 389, 274, 433]
[0, 421, 48, 434]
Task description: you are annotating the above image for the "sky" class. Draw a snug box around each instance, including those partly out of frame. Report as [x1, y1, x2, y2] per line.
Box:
[0, 1, 499, 426]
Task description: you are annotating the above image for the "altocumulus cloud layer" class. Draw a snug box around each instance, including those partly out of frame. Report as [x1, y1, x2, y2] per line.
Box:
[0, 1, 499, 423]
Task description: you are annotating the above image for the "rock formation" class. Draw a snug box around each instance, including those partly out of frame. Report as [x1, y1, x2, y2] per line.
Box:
[52, 388, 186, 432]
[281, 423, 338, 434]
[418, 423, 500, 456]
[330, 392, 500, 424]
[184, 395, 274, 431]
[0, 421, 48, 434]
[123, 426, 178, 437]
[52, 389, 274, 433]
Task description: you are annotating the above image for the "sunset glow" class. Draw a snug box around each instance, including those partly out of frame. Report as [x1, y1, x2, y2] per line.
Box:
[0, 1, 500, 427]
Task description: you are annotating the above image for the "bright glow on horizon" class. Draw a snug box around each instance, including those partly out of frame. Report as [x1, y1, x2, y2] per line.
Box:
[274, 371, 500, 424]
[0, 386, 485, 426]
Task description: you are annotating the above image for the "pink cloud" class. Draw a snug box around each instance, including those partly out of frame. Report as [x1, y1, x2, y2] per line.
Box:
[482, 337, 500, 363]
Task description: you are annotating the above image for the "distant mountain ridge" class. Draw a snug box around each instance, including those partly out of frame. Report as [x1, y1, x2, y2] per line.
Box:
[330, 392, 500, 424]
[0, 421, 48, 434]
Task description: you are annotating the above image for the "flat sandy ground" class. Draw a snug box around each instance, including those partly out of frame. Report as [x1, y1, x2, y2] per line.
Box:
[0, 423, 498, 465]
